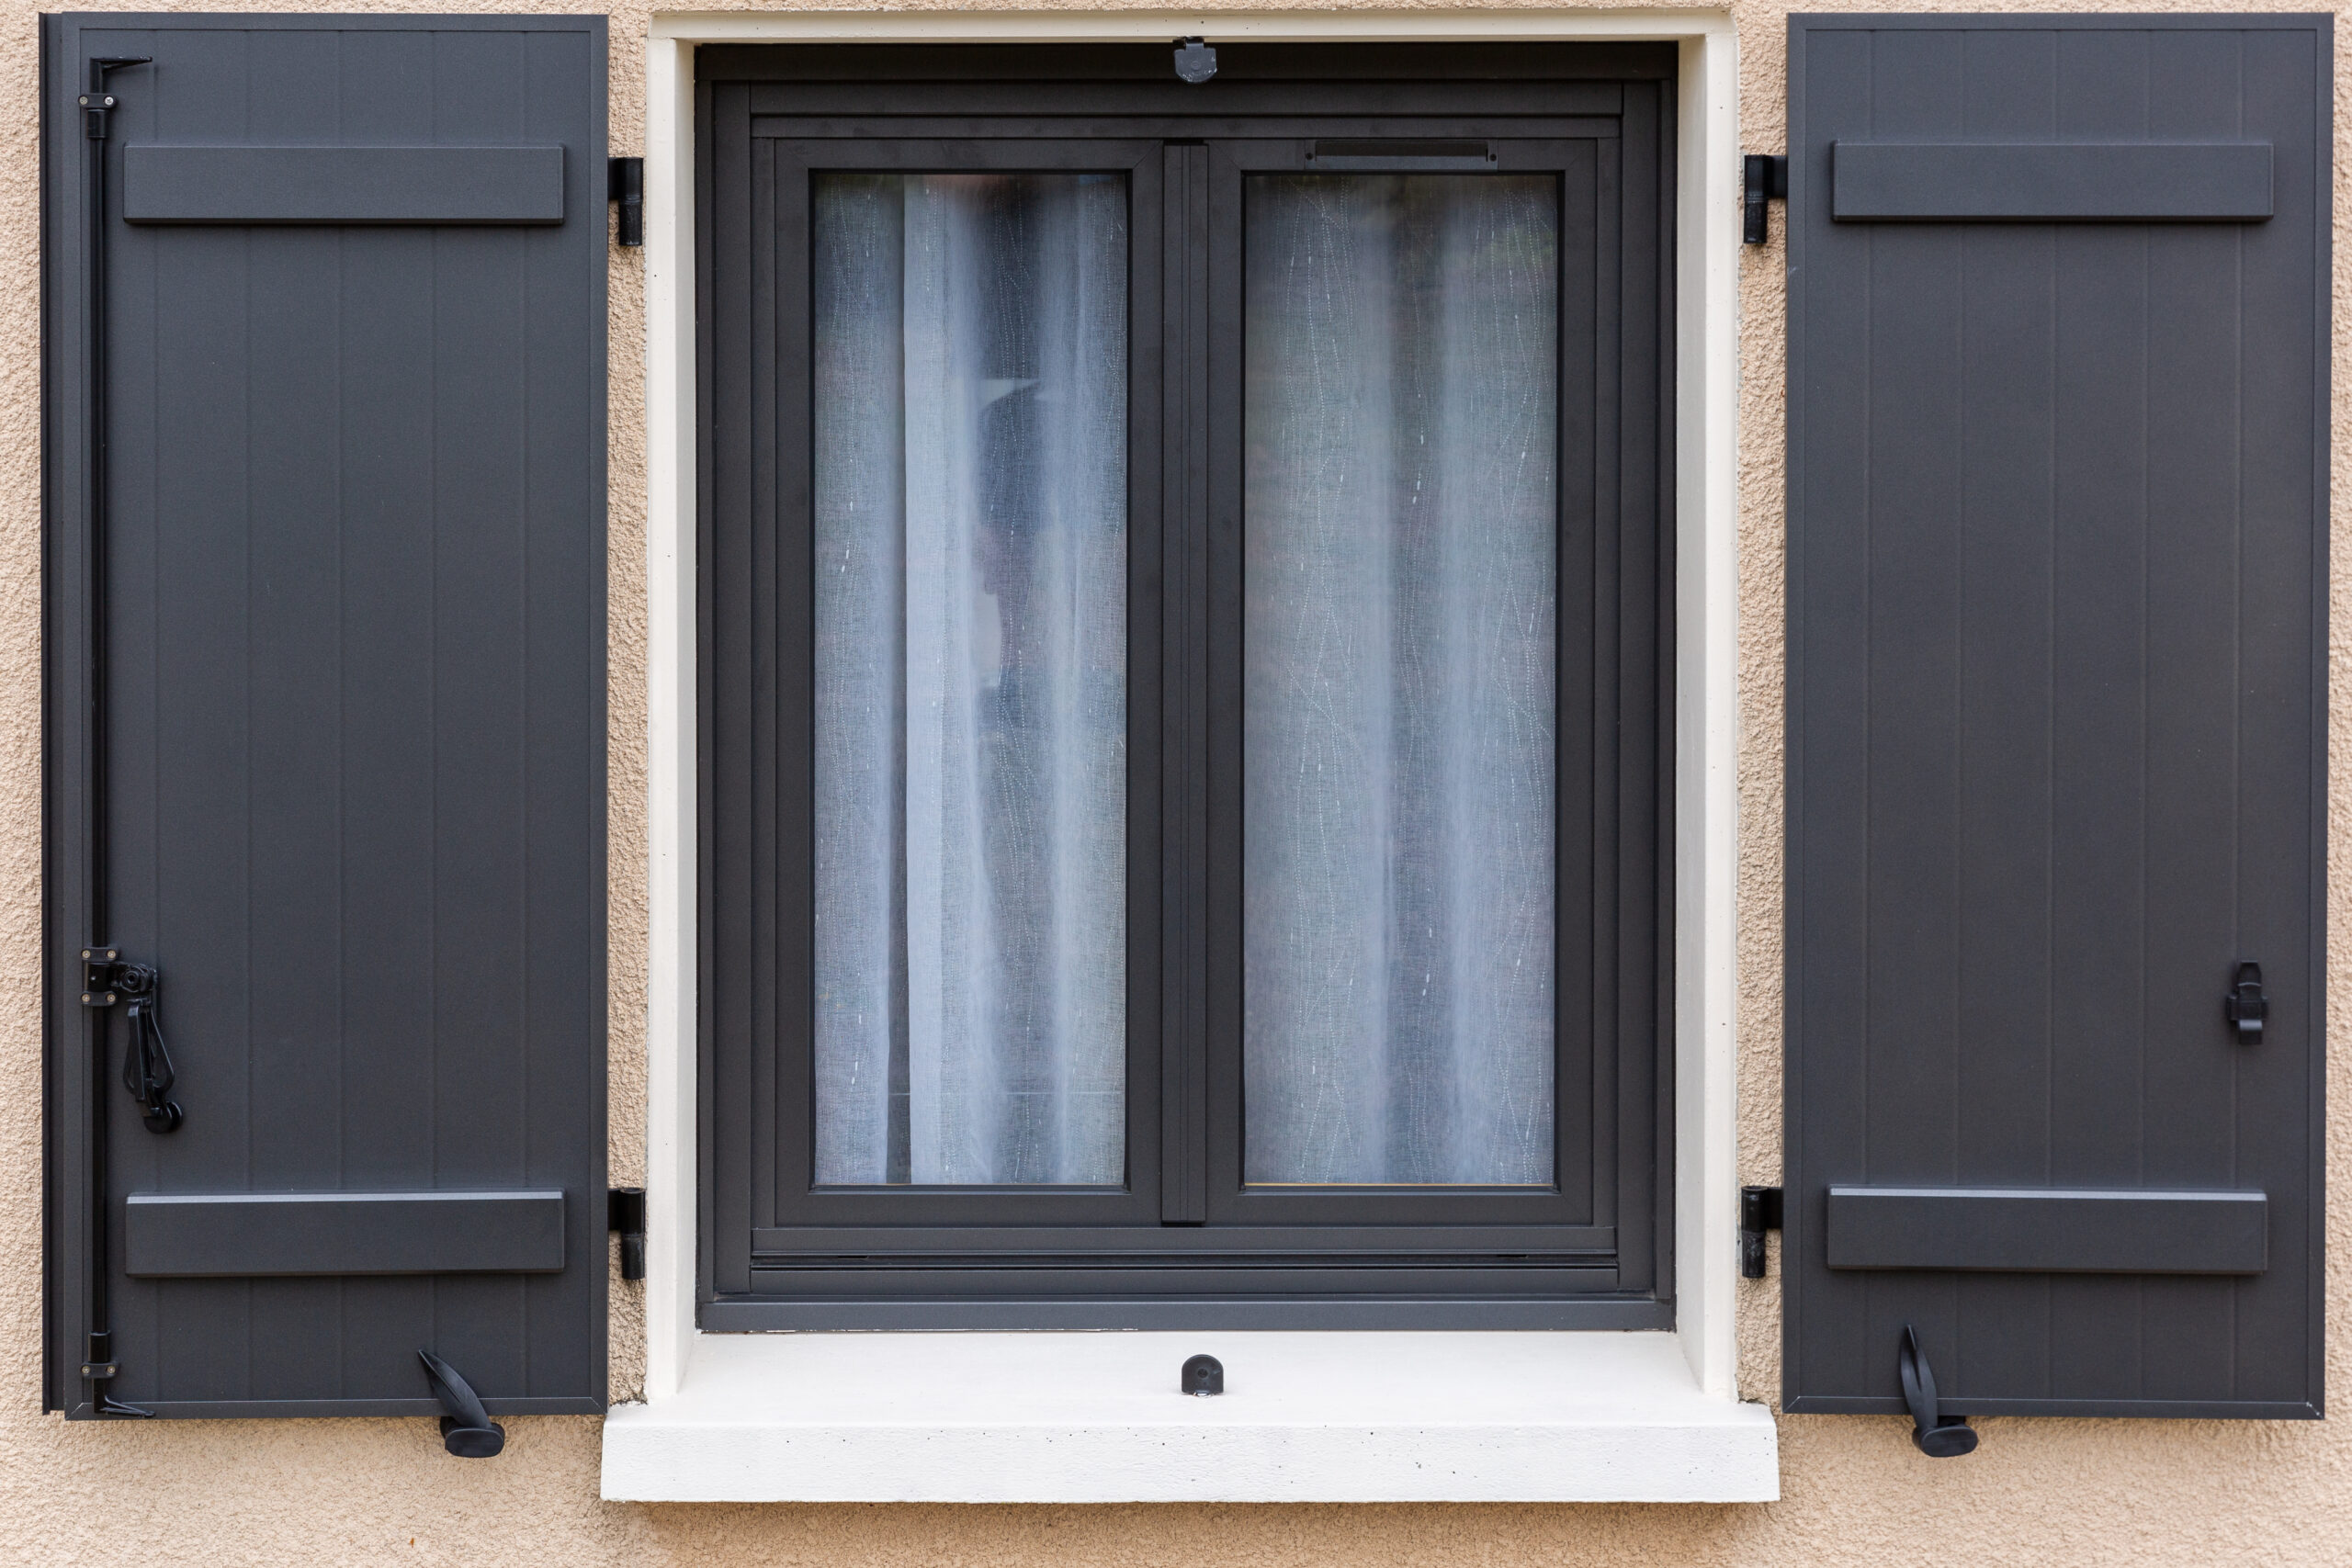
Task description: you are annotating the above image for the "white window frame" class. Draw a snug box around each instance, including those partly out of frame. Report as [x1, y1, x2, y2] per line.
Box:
[614, 7, 1768, 1504]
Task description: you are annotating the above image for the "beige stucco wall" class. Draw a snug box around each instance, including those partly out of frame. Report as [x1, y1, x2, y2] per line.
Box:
[0, 1, 2346, 1562]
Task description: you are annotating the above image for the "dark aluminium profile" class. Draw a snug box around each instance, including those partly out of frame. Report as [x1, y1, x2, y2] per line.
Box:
[697, 42, 1679, 1330]
[73, 51, 153, 1419]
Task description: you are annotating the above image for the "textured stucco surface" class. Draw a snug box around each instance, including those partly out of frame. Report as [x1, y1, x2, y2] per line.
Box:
[4, 0, 2350, 1562]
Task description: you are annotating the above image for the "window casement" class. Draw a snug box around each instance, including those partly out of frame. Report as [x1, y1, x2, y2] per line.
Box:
[697, 42, 1677, 1328]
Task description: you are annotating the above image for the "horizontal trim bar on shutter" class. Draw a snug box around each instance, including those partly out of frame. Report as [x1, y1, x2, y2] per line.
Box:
[123, 1190, 566, 1277]
[1825, 1187, 2267, 1274]
[121, 146, 565, 224]
[1831, 141, 2272, 221]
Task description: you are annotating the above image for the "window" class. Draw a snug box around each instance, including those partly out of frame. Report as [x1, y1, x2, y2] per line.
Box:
[698, 42, 1676, 1327]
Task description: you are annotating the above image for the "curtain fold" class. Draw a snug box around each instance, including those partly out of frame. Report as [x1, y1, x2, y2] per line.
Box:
[1242, 175, 1559, 1186]
[813, 173, 1127, 1187]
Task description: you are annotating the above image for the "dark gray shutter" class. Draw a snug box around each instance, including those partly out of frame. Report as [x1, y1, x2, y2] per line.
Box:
[1785, 14, 2327, 1420]
[43, 14, 607, 1418]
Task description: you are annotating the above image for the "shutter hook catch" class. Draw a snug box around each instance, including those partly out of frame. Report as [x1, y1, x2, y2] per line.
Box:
[1898, 1325, 1977, 1458]
[419, 1350, 506, 1458]
[2225, 961, 2267, 1043]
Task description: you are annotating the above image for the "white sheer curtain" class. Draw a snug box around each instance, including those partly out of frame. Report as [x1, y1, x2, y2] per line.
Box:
[1243, 175, 1558, 1186]
[813, 174, 1127, 1186]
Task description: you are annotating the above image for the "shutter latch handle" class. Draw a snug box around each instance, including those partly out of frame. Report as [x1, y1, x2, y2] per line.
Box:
[1899, 1325, 1978, 1458]
[2225, 961, 2267, 1043]
[81, 948, 182, 1134]
[419, 1350, 506, 1458]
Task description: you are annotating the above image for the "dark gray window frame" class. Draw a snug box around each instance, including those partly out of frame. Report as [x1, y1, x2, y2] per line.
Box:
[697, 42, 1679, 1330]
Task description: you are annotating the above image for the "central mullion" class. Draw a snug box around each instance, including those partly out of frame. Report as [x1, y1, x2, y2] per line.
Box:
[1160, 141, 1213, 1225]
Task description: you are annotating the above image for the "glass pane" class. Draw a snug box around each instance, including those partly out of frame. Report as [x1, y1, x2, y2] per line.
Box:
[812, 173, 1128, 1186]
[1242, 175, 1558, 1187]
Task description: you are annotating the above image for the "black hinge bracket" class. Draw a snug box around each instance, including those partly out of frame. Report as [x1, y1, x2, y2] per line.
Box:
[1899, 1325, 1978, 1458]
[81, 946, 181, 1134]
[2225, 960, 2267, 1043]
[1738, 1184, 1783, 1279]
[1743, 153, 1788, 245]
[607, 156, 643, 247]
[609, 1185, 647, 1281]
[79, 944, 121, 1007]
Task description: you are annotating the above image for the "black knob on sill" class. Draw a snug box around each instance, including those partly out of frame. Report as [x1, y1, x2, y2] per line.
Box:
[1181, 1353, 1224, 1396]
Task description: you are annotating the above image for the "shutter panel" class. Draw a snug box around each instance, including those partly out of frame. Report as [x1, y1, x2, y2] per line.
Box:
[1784, 14, 2327, 1420]
[43, 15, 607, 1418]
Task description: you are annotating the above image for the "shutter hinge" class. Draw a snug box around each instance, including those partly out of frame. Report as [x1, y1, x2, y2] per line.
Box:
[607, 156, 644, 247]
[80, 947, 183, 1134]
[1742, 153, 1788, 245]
[2225, 960, 2267, 1043]
[608, 1185, 647, 1280]
[1738, 1184, 1783, 1279]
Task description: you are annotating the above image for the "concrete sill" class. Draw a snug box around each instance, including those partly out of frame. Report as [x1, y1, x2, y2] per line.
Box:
[600, 1330, 1780, 1503]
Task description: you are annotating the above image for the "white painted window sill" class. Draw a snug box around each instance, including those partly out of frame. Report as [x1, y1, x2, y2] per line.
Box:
[600, 1330, 1780, 1503]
